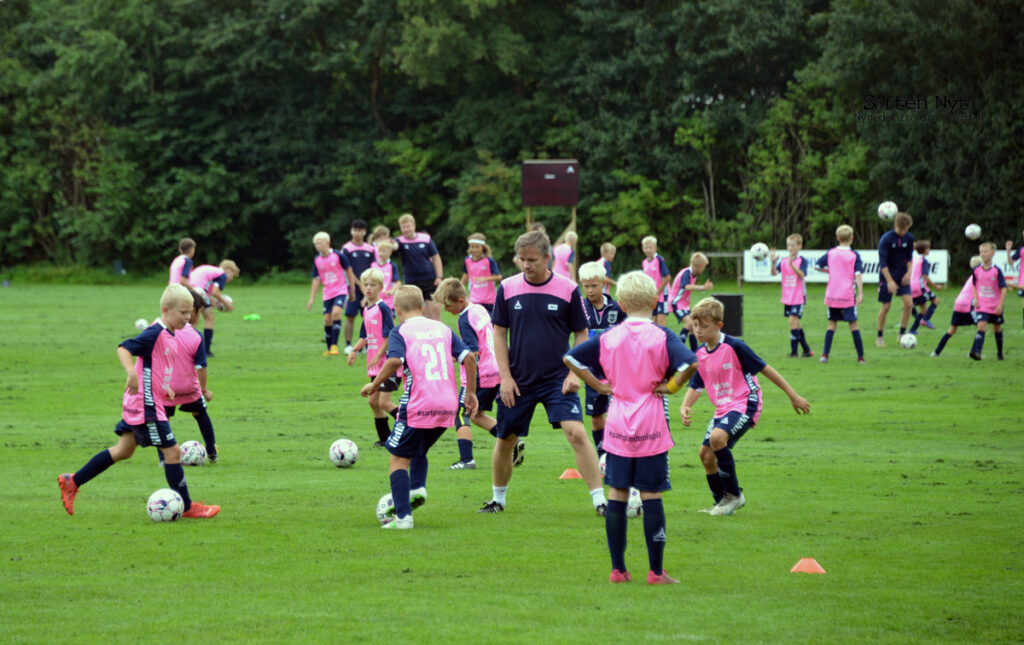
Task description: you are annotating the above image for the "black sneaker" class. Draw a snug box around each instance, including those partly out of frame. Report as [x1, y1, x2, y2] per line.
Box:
[969, 352, 982, 361]
[596, 504, 607, 517]
[802, 351, 814, 358]
[512, 440, 525, 467]
[373, 441, 385, 448]
[478, 500, 504, 513]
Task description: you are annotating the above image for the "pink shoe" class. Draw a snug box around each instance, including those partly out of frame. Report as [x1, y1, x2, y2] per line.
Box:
[647, 570, 680, 585]
[59, 473, 78, 515]
[609, 569, 632, 583]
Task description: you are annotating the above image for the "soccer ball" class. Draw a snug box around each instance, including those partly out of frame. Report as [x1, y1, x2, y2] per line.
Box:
[626, 487, 643, 519]
[964, 224, 981, 240]
[329, 439, 359, 468]
[877, 201, 898, 221]
[134, 318, 149, 331]
[750, 242, 770, 261]
[599, 452, 607, 477]
[147, 488, 184, 522]
[376, 493, 395, 524]
[899, 333, 918, 349]
[180, 440, 207, 466]
[215, 294, 233, 312]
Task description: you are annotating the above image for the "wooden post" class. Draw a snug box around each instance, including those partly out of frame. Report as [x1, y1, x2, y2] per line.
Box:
[526, 207, 533, 231]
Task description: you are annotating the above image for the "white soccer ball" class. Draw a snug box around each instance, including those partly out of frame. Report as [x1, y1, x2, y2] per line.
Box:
[899, 333, 918, 349]
[215, 294, 233, 312]
[147, 488, 184, 522]
[599, 452, 607, 477]
[180, 440, 207, 466]
[750, 242, 770, 261]
[134, 318, 149, 331]
[329, 439, 359, 468]
[877, 201, 898, 221]
[626, 487, 643, 519]
[376, 493, 395, 524]
[964, 223, 981, 240]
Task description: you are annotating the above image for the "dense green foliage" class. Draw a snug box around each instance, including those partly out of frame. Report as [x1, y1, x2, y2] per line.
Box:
[2, 0, 1021, 273]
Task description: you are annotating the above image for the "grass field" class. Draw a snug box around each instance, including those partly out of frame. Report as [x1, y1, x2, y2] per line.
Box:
[1, 279, 1022, 643]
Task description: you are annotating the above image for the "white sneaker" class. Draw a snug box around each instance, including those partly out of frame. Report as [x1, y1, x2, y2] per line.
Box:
[709, 492, 746, 516]
[410, 487, 427, 509]
[449, 459, 476, 470]
[381, 515, 413, 529]
[344, 345, 354, 355]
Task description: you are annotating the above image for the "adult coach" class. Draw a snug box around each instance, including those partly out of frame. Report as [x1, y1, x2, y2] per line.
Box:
[876, 212, 914, 347]
[394, 213, 443, 320]
[478, 231, 607, 515]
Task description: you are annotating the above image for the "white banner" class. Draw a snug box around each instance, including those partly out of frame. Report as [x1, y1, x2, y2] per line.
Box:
[743, 250, 950, 284]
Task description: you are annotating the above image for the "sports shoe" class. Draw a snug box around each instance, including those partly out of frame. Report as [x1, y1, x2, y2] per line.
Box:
[786, 352, 797, 358]
[182, 502, 220, 518]
[819, 354, 829, 364]
[478, 500, 504, 513]
[647, 570, 680, 585]
[708, 492, 745, 516]
[207, 453, 218, 464]
[998, 354, 1005, 361]
[512, 440, 525, 467]
[449, 459, 477, 470]
[596, 503, 607, 517]
[58, 473, 78, 515]
[609, 569, 632, 583]
[322, 349, 332, 356]
[802, 351, 814, 358]
[930, 351, 938, 357]
[328, 344, 340, 356]
[381, 515, 414, 529]
[857, 357, 866, 364]
[410, 487, 427, 509]
[923, 319, 936, 330]
[344, 345, 354, 355]
[969, 351, 982, 361]
[206, 350, 215, 358]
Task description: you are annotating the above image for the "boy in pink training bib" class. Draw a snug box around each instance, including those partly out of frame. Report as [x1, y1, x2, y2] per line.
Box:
[667, 252, 712, 351]
[461, 233, 502, 313]
[168, 237, 195, 286]
[681, 297, 810, 517]
[307, 231, 356, 356]
[640, 235, 672, 326]
[566, 271, 698, 585]
[361, 285, 477, 530]
[769, 234, 813, 358]
[813, 225, 865, 363]
[969, 242, 1008, 360]
[932, 256, 982, 356]
[552, 231, 577, 282]
[348, 268, 400, 446]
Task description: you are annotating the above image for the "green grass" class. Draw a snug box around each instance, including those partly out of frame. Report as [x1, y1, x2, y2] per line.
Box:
[1, 281, 1021, 643]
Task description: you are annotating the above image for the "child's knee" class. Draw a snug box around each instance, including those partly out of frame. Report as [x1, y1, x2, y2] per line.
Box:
[698, 445, 716, 466]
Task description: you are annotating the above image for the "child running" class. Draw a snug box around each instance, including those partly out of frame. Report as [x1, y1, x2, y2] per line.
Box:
[769, 235, 813, 357]
[348, 268, 399, 446]
[307, 232, 356, 356]
[932, 256, 983, 357]
[909, 240, 944, 334]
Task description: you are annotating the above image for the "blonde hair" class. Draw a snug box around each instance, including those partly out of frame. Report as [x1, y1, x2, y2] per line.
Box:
[219, 259, 240, 278]
[564, 231, 577, 245]
[979, 241, 996, 252]
[393, 285, 425, 313]
[398, 213, 416, 227]
[641, 235, 657, 247]
[467, 232, 491, 257]
[600, 242, 616, 255]
[577, 261, 606, 282]
[969, 255, 983, 268]
[690, 252, 709, 267]
[376, 238, 396, 254]
[313, 231, 330, 245]
[361, 267, 384, 287]
[161, 283, 194, 309]
[370, 225, 390, 244]
[616, 271, 658, 312]
[690, 297, 724, 324]
[786, 233, 803, 245]
[433, 278, 468, 307]
[836, 225, 854, 243]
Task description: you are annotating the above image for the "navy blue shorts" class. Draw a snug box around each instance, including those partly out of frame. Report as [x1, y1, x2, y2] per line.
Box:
[385, 424, 446, 459]
[784, 304, 805, 318]
[456, 385, 499, 429]
[114, 419, 176, 448]
[495, 378, 583, 439]
[673, 307, 691, 324]
[950, 311, 978, 327]
[827, 306, 858, 322]
[604, 451, 671, 493]
[975, 312, 1004, 325]
[164, 397, 206, 418]
[409, 280, 438, 301]
[585, 384, 609, 417]
[345, 293, 363, 318]
[322, 295, 348, 315]
[702, 408, 758, 449]
[877, 282, 911, 303]
[652, 301, 667, 316]
[372, 375, 401, 393]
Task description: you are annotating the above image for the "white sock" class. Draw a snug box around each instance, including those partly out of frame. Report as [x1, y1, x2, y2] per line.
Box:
[492, 485, 507, 506]
[590, 487, 607, 507]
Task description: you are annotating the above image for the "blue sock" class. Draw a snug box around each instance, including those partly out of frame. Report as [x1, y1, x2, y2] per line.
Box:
[164, 462, 192, 510]
[971, 330, 986, 355]
[852, 330, 864, 358]
[74, 449, 114, 487]
[705, 472, 725, 503]
[877, 330, 884, 338]
[194, 410, 216, 456]
[823, 329, 835, 356]
[409, 456, 428, 490]
[457, 438, 474, 462]
[324, 325, 332, 349]
[331, 321, 341, 346]
[642, 498, 666, 575]
[592, 429, 604, 456]
[995, 332, 1004, 357]
[899, 326, 907, 336]
[714, 448, 741, 496]
[798, 328, 811, 353]
[374, 417, 390, 443]
[390, 470, 412, 518]
[789, 331, 798, 355]
[605, 499, 628, 572]
[924, 303, 936, 321]
[910, 312, 922, 333]
[204, 328, 214, 354]
[934, 333, 951, 355]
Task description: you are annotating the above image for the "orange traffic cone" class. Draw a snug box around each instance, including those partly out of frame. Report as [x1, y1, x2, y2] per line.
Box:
[559, 468, 583, 479]
[790, 558, 826, 574]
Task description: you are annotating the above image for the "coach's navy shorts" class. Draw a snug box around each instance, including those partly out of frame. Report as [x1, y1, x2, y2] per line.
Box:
[164, 397, 206, 418]
[976, 312, 1004, 325]
[827, 306, 858, 322]
[495, 378, 583, 439]
[950, 311, 978, 327]
[322, 295, 348, 315]
[877, 282, 911, 303]
[385, 424, 446, 459]
[585, 384, 610, 417]
[703, 408, 758, 449]
[784, 304, 805, 318]
[345, 293, 363, 318]
[115, 419, 176, 448]
[604, 451, 671, 492]
[456, 385, 499, 432]
[409, 280, 438, 301]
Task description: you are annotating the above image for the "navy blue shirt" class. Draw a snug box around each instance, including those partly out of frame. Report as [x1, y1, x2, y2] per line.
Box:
[878, 230, 914, 280]
[394, 233, 440, 283]
[583, 295, 624, 337]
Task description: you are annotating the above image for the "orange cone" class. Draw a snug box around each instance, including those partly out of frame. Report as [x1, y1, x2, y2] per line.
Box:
[559, 468, 583, 479]
[790, 558, 826, 574]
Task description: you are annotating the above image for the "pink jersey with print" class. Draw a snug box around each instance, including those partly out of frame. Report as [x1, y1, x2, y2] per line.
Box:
[314, 251, 349, 300]
[778, 257, 806, 305]
[460, 303, 500, 388]
[953, 275, 975, 313]
[669, 268, 696, 312]
[910, 255, 925, 298]
[167, 324, 204, 406]
[599, 320, 677, 457]
[188, 265, 225, 295]
[823, 247, 859, 308]
[121, 324, 177, 425]
[552, 243, 574, 279]
[396, 317, 460, 428]
[168, 255, 190, 285]
[972, 264, 1005, 314]
[465, 255, 498, 305]
[362, 301, 390, 377]
[693, 337, 763, 421]
[376, 260, 398, 309]
[642, 255, 669, 302]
